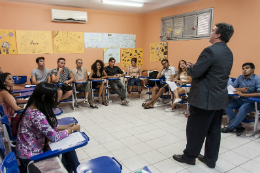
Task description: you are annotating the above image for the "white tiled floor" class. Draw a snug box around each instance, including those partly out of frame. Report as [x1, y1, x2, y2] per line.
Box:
[58, 92, 260, 173]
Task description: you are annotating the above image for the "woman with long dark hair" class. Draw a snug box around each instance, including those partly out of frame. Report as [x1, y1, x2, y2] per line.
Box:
[89, 60, 108, 106]
[0, 73, 27, 123]
[16, 82, 81, 173]
[165, 60, 192, 112]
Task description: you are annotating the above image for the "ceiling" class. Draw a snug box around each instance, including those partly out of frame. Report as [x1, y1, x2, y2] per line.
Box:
[3, 0, 199, 14]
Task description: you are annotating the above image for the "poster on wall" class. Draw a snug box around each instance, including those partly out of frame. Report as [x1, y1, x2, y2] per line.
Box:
[103, 33, 120, 48]
[120, 34, 136, 48]
[104, 48, 120, 63]
[150, 42, 168, 62]
[84, 33, 103, 48]
[16, 30, 53, 54]
[121, 48, 143, 67]
[53, 31, 84, 53]
[0, 29, 17, 55]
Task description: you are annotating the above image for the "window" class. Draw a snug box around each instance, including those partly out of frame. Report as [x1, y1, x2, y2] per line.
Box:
[161, 8, 213, 41]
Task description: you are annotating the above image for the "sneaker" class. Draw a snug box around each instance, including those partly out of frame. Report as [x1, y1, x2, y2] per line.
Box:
[84, 99, 89, 104]
[236, 127, 245, 136]
[121, 100, 126, 105]
[165, 108, 175, 112]
[90, 104, 98, 109]
[173, 98, 182, 103]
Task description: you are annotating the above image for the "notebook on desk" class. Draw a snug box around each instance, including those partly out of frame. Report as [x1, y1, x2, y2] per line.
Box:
[49, 132, 85, 151]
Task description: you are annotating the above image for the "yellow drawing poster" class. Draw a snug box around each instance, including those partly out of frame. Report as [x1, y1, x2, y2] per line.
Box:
[121, 48, 143, 67]
[150, 42, 168, 62]
[53, 31, 84, 53]
[16, 30, 53, 54]
[0, 29, 17, 55]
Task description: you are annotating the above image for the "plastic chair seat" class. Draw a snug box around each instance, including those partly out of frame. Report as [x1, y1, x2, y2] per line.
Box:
[13, 76, 27, 84]
[0, 152, 19, 173]
[58, 117, 78, 125]
[53, 108, 63, 116]
[76, 156, 122, 173]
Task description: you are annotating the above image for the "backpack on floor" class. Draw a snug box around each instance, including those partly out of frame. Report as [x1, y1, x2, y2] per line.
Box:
[148, 71, 160, 87]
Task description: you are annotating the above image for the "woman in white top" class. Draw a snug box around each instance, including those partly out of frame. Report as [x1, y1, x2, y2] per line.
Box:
[165, 60, 192, 112]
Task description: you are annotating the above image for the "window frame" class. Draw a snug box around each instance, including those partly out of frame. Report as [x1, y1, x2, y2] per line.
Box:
[160, 8, 214, 41]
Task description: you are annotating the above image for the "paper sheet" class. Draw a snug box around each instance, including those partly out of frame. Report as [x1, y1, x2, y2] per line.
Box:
[166, 81, 178, 91]
[16, 30, 53, 54]
[121, 48, 143, 67]
[150, 42, 168, 62]
[84, 33, 103, 48]
[0, 29, 18, 55]
[49, 132, 85, 151]
[104, 48, 120, 63]
[227, 85, 236, 94]
[53, 31, 84, 53]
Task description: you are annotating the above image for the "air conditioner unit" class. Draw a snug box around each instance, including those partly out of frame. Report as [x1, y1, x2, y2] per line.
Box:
[51, 9, 87, 23]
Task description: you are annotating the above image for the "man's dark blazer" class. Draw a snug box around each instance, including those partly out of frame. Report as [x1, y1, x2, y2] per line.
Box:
[187, 42, 233, 110]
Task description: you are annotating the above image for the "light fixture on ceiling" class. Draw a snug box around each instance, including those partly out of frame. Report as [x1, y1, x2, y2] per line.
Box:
[101, 0, 144, 7]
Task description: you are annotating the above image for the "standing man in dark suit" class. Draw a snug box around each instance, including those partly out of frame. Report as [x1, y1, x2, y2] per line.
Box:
[173, 23, 234, 168]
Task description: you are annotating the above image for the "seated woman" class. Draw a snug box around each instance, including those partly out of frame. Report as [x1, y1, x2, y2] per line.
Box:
[165, 60, 192, 112]
[16, 82, 81, 173]
[89, 60, 108, 106]
[127, 58, 142, 94]
[0, 73, 27, 123]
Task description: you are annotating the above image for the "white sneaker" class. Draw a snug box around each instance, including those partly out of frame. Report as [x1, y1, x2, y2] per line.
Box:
[165, 108, 175, 112]
[121, 100, 126, 105]
[84, 100, 89, 104]
[173, 98, 182, 103]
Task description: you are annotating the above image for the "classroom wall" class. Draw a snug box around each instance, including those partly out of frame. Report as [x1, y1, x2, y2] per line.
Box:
[143, 0, 260, 77]
[0, 0, 145, 83]
[1, 0, 260, 82]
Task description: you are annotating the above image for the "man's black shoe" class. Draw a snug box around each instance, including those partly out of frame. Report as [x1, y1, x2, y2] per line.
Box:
[172, 154, 195, 165]
[236, 127, 245, 136]
[221, 127, 233, 133]
[198, 154, 215, 168]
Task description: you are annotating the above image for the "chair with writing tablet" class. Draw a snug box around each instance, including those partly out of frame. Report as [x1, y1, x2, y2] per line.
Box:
[55, 83, 75, 110]
[89, 79, 109, 103]
[76, 156, 122, 173]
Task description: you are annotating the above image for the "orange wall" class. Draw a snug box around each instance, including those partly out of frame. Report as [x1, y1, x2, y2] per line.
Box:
[0, 1, 145, 82]
[143, 0, 260, 77]
[1, 0, 260, 81]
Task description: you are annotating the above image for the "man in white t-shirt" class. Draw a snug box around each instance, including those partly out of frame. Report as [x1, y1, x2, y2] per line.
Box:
[31, 57, 51, 85]
[143, 59, 176, 109]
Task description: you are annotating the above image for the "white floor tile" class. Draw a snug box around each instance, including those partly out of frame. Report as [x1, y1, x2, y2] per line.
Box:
[120, 136, 142, 146]
[220, 151, 250, 166]
[240, 160, 260, 173]
[112, 130, 133, 139]
[227, 166, 252, 173]
[110, 147, 137, 161]
[102, 140, 126, 152]
[140, 150, 168, 164]
[129, 142, 154, 155]
[135, 132, 156, 142]
[83, 144, 109, 158]
[232, 145, 260, 159]
[153, 159, 185, 173]
[94, 134, 117, 144]
[122, 155, 150, 171]
[215, 158, 236, 172]
[187, 163, 220, 173]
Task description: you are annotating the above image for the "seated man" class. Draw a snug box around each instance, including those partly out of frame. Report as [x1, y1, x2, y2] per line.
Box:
[143, 59, 177, 109]
[51, 58, 74, 102]
[105, 57, 129, 105]
[31, 57, 51, 85]
[222, 63, 260, 136]
[72, 59, 97, 109]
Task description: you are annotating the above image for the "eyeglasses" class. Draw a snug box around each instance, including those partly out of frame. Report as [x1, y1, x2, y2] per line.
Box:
[162, 62, 167, 65]
[78, 62, 83, 64]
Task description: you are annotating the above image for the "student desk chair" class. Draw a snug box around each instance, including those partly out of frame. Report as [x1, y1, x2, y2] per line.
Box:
[106, 78, 120, 102]
[124, 76, 149, 99]
[72, 81, 89, 108]
[12, 76, 27, 92]
[89, 79, 108, 103]
[55, 83, 75, 110]
[76, 156, 122, 173]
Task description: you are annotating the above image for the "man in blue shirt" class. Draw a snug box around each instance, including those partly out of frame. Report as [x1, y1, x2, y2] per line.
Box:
[222, 63, 260, 136]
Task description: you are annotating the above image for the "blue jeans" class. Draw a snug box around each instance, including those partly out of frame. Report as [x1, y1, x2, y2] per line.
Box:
[128, 78, 141, 86]
[225, 98, 255, 130]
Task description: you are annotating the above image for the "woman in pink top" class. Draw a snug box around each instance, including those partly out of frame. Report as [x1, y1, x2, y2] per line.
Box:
[0, 73, 27, 123]
[16, 82, 81, 173]
[127, 58, 142, 94]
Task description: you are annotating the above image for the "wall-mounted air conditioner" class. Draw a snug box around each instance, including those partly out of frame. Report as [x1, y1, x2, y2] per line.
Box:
[51, 9, 88, 23]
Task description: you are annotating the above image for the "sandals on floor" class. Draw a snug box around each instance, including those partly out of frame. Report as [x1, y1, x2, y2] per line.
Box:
[102, 102, 109, 106]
